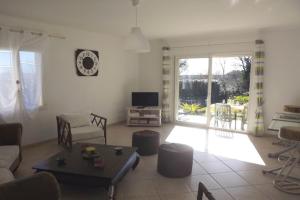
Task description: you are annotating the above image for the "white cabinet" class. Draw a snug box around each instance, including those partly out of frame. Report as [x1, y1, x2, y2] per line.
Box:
[127, 107, 162, 127]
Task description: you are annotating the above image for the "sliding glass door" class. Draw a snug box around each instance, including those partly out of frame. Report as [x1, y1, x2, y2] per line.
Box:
[210, 56, 251, 131]
[175, 57, 210, 126]
[175, 55, 252, 131]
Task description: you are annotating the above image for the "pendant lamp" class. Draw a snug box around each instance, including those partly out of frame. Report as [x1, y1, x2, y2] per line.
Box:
[124, 0, 150, 53]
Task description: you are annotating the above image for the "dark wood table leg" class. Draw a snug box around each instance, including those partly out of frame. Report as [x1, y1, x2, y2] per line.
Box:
[132, 154, 140, 170]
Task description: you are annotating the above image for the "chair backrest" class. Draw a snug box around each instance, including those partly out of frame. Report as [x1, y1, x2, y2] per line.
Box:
[59, 113, 91, 128]
[215, 103, 232, 121]
[197, 182, 216, 200]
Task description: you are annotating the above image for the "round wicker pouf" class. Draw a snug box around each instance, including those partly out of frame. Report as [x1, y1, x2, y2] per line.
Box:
[132, 130, 160, 156]
[157, 143, 193, 178]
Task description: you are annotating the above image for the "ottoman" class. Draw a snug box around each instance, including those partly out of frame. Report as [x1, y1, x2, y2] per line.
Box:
[157, 143, 193, 178]
[132, 130, 160, 156]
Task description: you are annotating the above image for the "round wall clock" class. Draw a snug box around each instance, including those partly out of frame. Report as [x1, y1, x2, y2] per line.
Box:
[75, 49, 99, 76]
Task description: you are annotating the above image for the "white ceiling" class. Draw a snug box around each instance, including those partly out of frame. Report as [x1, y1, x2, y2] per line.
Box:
[0, 0, 299, 39]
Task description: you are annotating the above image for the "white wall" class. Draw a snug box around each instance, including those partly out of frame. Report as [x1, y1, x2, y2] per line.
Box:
[138, 28, 300, 133]
[0, 14, 139, 145]
[263, 27, 300, 132]
[138, 40, 164, 105]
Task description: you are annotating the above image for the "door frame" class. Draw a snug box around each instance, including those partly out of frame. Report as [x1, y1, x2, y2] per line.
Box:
[174, 52, 254, 132]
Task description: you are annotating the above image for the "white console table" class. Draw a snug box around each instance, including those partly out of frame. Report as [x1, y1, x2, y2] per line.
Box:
[127, 107, 162, 127]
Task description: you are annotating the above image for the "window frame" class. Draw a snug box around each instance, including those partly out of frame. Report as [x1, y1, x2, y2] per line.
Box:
[0, 48, 43, 112]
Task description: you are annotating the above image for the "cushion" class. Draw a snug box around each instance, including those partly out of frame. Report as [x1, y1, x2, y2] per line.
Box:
[0, 168, 14, 184]
[61, 114, 90, 128]
[0, 145, 19, 169]
[71, 126, 104, 142]
[279, 126, 300, 141]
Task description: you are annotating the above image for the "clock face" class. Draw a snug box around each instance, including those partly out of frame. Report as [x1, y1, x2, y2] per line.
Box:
[75, 49, 99, 76]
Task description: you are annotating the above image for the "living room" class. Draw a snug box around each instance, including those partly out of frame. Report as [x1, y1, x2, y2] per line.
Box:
[0, 0, 300, 199]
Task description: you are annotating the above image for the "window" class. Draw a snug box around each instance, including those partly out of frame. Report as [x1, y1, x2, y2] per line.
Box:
[0, 50, 13, 76]
[0, 50, 16, 110]
[0, 49, 42, 114]
[19, 51, 43, 111]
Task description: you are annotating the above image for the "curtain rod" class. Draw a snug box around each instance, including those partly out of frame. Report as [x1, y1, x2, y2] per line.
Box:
[0, 27, 66, 40]
[170, 41, 253, 49]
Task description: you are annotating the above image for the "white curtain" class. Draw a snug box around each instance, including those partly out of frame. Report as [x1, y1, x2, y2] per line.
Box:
[0, 28, 22, 122]
[20, 32, 48, 118]
[0, 27, 48, 122]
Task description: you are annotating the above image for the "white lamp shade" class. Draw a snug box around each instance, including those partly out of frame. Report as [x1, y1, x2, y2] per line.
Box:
[124, 27, 150, 53]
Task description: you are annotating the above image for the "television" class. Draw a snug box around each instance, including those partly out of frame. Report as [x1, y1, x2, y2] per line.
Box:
[132, 92, 159, 107]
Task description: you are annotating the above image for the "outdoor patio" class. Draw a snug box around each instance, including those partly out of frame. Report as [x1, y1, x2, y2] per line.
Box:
[177, 101, 248, 132]
[177, 113, 247, 132]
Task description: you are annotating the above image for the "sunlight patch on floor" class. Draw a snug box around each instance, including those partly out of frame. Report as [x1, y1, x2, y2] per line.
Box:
[166, 125, 265, 166]
[207, 129, 265, 165]
[165, 125, 208, 152]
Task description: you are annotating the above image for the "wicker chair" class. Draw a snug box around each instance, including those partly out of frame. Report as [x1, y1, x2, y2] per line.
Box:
[56, 113, 107, 149]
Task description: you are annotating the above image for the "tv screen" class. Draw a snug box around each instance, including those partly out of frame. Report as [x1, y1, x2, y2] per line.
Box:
[132, 92, 159, 107]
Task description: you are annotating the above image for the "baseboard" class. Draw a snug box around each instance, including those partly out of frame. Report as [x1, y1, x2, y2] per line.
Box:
[107, 120, 126, 126]
[23, 138, 57, 148]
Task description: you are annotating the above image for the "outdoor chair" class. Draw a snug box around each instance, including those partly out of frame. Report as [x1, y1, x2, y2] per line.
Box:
[56, 113, 107, 149]
[240, 104, 248, 130]
[214, 103, 232, 129]
[233, 103, 248, 130]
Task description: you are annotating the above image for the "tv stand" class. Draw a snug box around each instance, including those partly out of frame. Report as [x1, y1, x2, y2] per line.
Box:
[127, 107, 162, 127]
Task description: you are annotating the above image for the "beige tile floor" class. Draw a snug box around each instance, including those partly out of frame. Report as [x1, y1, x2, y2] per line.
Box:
[15, 123, 300, 200]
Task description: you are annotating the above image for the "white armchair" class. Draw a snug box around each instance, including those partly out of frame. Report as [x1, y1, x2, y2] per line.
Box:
[56, 113, 107, 148]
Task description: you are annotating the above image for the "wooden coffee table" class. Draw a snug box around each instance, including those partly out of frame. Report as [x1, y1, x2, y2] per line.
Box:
[32, 143, 139, 199]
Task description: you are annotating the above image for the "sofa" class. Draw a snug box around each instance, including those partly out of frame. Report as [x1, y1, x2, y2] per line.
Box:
[0, 172, 60, 200]
[0, 123, 61, 200]
[0, 123, 22, 185]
